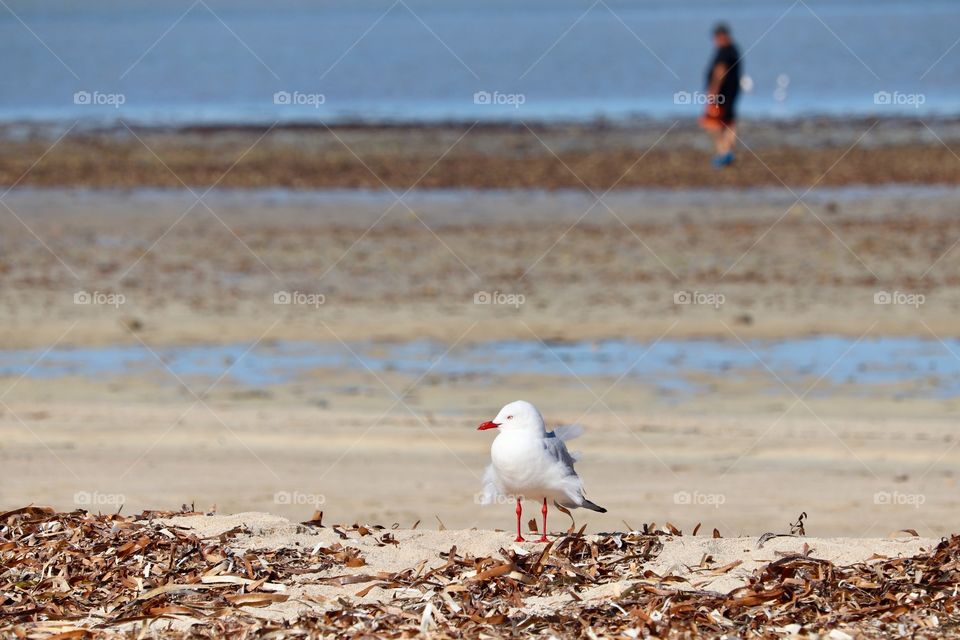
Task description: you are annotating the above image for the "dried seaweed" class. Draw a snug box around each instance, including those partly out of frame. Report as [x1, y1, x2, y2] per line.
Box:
[0, 506, 361, 636]
[790, 511, 808, 536]
[4, 507, 960, 639]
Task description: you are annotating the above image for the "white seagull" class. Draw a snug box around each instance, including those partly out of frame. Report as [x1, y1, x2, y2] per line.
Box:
[478, 400, 606, 542]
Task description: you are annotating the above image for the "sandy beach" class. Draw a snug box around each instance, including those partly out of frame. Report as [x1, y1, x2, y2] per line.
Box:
[3, 386, 959, 538]
[6, 0, 960, 634]
[5, 187, 958, 640]
[2, 174, 960, 539]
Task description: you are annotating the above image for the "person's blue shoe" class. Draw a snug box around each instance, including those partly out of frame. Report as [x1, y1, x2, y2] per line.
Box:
[712, 151, 734, 168]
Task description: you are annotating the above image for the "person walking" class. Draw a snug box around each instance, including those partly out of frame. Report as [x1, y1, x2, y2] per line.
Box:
[699, 23, 742, 168]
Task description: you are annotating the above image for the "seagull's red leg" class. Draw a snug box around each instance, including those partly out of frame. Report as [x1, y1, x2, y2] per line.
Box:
[539, 498, 549, 542]
[515, 498, 525, 542]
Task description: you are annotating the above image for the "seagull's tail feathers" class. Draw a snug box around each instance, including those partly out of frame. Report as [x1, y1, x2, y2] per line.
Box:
[555, 496, 608, 513]
[580, 499, 607, 513]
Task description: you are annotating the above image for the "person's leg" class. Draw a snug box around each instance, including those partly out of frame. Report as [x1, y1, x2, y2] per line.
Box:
[709, 127, 724, 154]
[711, 122, 736, 168]
[721, 122, 737, 155]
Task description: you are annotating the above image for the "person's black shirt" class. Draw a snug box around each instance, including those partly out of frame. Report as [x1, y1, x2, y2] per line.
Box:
[706, 43, 741, 102]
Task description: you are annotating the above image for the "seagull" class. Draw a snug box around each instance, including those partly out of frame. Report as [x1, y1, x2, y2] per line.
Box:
[478, 400, 606, 542]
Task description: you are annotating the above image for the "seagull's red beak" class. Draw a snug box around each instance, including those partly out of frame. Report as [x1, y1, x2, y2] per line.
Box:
[477, 421, 500, 431]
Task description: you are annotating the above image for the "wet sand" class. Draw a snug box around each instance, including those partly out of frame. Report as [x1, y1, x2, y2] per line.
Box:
[1, 186, 959, 348]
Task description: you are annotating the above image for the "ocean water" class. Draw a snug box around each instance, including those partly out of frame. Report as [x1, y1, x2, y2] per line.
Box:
[1, 336, 959, 399]
[0, 0, 957, 126]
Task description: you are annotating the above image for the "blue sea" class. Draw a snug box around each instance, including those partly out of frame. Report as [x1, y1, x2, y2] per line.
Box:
[0, 0, 957, 126]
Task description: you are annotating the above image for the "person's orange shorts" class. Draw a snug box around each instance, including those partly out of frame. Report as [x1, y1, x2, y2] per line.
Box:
[698, 101, 735, 130]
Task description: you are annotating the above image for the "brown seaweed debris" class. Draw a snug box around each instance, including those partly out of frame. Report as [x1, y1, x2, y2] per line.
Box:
[0, 506, 362, 635]
[3, 508, 960, 638]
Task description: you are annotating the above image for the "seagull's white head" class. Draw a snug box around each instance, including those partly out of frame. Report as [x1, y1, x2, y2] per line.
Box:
[478, 400, 545, 434]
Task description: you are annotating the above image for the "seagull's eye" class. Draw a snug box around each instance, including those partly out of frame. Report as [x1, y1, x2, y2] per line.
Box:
[507, 415, 513, 420]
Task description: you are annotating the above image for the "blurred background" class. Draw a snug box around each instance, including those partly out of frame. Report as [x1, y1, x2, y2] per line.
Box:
[2, 0, 960, 536]
[2, 0, 957, 123]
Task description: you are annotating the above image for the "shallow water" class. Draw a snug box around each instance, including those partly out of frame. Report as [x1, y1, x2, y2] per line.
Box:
[13, 183, 960, 215]
[2, 336, 958, 399]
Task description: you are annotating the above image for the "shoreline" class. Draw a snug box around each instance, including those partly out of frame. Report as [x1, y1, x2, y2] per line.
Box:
[4, 112, 958, 134]
[9, 181, 960, 200]
[3, 115, 959, 191]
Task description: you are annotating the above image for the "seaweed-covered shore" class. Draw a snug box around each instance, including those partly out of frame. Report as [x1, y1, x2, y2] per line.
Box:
[2, 507, 954, 638]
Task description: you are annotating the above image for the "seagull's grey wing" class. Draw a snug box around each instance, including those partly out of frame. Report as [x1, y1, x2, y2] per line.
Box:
[544, 433, 592, 507]
[546, 427, 582, 462]
[551, 423, 583, 442]
[543, 432, 578, 475]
